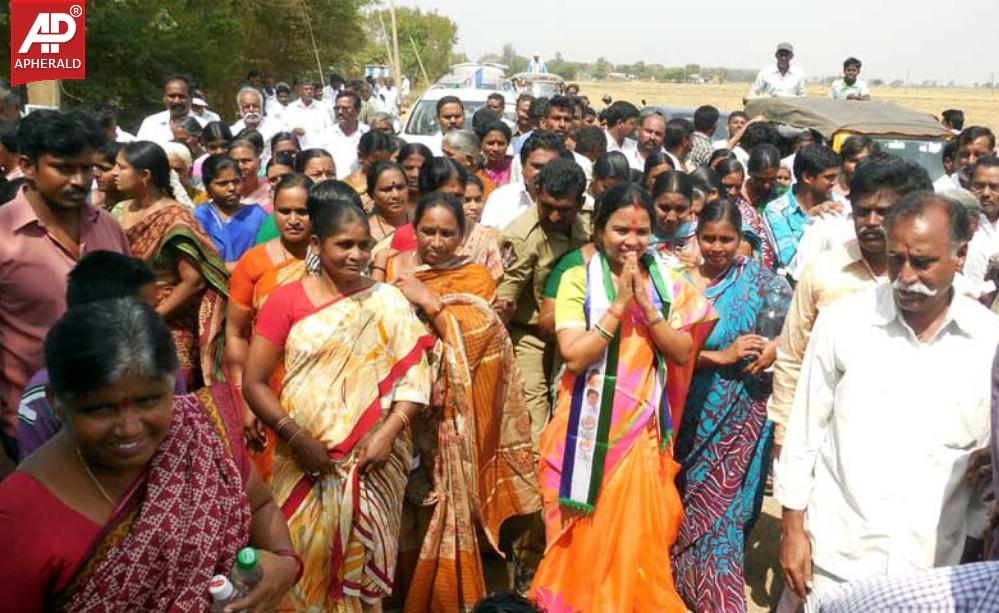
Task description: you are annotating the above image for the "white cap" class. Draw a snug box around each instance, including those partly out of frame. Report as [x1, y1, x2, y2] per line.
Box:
[192, 97, 208, 108]
[209, 575, 235, 601]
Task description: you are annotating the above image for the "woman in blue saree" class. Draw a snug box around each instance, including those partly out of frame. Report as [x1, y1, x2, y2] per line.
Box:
[672, 198, 778, 612]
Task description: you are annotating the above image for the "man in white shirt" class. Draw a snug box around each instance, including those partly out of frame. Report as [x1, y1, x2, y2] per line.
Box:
[327, 91, 369, 180]
[509, 97, 592, 185]
[481, 131, 569, 230]
[283, 79, 334, 151]
[230, 87, 285, 163]
[965, 157, 999, 296]
[135, 75, 207, 145]
[748, 42, 807, 99]
[829, 57, 870, 101]
[380, 77, 399, 117]
[953, 126, 996, 189]
[627, 111, 665, 171]
[527, 52, 548, 74]
[427, 96, 466, 156]
[321, 73, 344, 105]
[603, 100, 639, 154]
[190, 88, 221, 124]
[776, 192, 999, 610]
[266, 82, 292, 124]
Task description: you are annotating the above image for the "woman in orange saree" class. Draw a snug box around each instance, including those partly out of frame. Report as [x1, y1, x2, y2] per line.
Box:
[531, 184, 715, 612]
[243, 197, 433, 611]
[112, 141, 229, 390]
[226, 173, 312, 481]
[386, 192, 540, 611]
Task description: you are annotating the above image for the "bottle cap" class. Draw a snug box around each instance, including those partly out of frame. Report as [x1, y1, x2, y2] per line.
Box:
[236, 547, 259, 570]
[209, 575, 234, 599]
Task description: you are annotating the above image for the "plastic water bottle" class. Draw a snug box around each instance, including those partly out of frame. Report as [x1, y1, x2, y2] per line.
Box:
[232, 547, 263, 593]
[209, 575, 241, 612]
[756, 276, 793, 341]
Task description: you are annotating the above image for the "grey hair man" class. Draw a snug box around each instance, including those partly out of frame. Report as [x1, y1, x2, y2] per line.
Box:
[776, 191, 999, 610]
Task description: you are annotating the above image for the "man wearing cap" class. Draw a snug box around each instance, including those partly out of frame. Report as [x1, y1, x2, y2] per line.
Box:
[136, 75, 208, 145]
[748, 43, 807, 99]
[190, 87, 221, 124]
[527, 52, 548, 74]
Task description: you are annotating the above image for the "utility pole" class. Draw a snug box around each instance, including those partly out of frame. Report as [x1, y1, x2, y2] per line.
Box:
[410, 36, 431, 86]
[389, 0, 403, 90]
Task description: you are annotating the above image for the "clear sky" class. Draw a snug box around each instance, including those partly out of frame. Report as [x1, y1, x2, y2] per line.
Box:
[395, 0, 998, 85]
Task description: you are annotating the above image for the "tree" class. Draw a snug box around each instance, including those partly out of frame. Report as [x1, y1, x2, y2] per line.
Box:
[363, 7, 458, 85]
[593, 57, 612, 79]
[0, 0, 374, 128]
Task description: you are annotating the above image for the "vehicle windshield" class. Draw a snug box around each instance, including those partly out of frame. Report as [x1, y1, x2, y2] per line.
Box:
[870, 136, 946, 181]
[511, 80, 561, 98]
[404, 100, 486, 136]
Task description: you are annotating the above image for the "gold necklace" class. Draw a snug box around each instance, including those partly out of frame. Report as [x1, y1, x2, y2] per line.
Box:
[76, 446, 116, 508]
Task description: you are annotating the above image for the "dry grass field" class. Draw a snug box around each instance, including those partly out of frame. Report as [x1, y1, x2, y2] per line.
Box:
[574, 80, 999, 129]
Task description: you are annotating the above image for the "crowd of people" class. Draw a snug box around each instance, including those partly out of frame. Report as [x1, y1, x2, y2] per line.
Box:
[1, 43, 999, 612]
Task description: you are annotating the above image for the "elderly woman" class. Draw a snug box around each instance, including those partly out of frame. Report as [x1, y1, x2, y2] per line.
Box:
[0, 298, 300, 610]
[161, 141, 206, 206]
[441, 129, 496, 202]
[369, 112, 396, 135]
[381, 192, 539, 610]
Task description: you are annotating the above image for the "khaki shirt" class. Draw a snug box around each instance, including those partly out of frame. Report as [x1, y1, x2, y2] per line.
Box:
[497, 205, 589, 327]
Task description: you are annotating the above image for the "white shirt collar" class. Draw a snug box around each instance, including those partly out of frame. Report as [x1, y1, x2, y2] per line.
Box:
[871, 284, 975, 338]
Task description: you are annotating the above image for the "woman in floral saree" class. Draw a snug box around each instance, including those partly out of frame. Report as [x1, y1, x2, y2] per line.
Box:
[243, 197, 433, 611]
[0, 299, 298, 611]
[672, 199, 779, 612]
[385, 192, 540, 611]
[531, 184, 715, 612]
[112, 141, 229, 390]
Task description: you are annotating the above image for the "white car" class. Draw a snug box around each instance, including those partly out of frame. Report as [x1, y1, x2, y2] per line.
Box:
[401, 86, 516, 150]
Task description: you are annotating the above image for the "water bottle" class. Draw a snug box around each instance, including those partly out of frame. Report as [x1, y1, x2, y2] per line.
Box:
[756, 276, 793, 341]
[231, 547, 263, 593]
[209, 575, 241, 612]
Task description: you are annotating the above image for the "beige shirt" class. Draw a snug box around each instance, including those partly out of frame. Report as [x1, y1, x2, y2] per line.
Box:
[767, 241, 884, 441]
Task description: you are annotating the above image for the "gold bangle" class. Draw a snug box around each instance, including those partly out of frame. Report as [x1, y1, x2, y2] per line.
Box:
[647, 312, 665, 327]
[274, 416, 293, 437]
[393, 410, 412, 429]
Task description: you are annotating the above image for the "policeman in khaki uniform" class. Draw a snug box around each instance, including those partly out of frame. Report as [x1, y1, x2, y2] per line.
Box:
[497, 157, 590, 445]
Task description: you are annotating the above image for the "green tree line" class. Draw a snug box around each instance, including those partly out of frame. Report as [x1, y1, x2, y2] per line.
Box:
[0, 1, 459, 129]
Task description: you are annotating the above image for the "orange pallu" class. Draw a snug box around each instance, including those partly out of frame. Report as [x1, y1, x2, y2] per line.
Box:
[397, 261, 541, 612]
[531, 252, 715, 613]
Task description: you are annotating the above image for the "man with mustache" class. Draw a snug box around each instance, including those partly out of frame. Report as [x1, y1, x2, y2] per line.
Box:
[768, 155, 931, 456]
[328, 90, 369, 180]
[775, 191, 999, 610]
[230, 87, 286, 164]
[0, 110, 131, 470]
[626, 111, 665, 172]
[964, 156, 999, 299]
[136, 74, 207, 146]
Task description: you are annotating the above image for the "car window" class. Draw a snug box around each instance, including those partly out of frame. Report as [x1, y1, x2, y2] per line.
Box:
[871, 137, 946, 181]
[403, 100, 487, 136]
